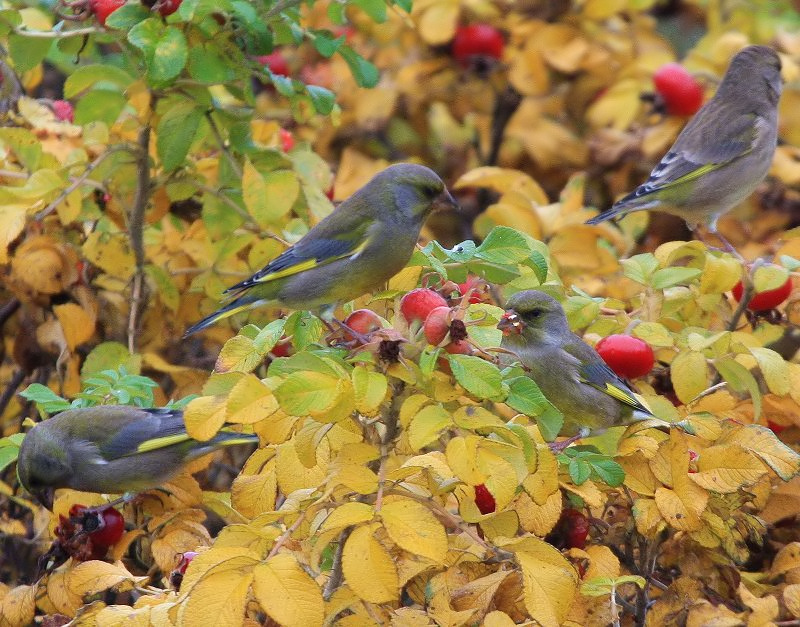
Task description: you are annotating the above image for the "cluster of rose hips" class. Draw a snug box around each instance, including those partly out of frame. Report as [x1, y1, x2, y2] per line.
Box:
[43, 504, 125, 566]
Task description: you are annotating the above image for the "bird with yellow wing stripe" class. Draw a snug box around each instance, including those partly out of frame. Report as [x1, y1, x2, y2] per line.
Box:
[184, 163, 458, 336]
[498, 290, 669, 438]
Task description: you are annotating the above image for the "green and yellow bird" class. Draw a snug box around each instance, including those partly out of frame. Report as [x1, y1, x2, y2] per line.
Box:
[185, 163, 458, 336]
[587, 45, 782, 251]
[499, 290, 663, 437]
[17, 405, 257, 509]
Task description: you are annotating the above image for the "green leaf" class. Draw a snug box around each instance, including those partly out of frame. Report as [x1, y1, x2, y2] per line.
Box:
[306, 85, 335, 115]
[81, 342, 140, 377]
[74, 90, 127, 126]
[0, 433, 23, 474]
[283, 311, 324, 350]
[311, 32, 344, 58]
[526, 250, 549, 283]
[475, 226, 531, 265]
[127, 17, 162, 57]
[394, 0, 412, 11]
[446, 355, 503, 399]
[145, 264, 181, 311]
[339, 46, 379, 88]
[104, 2, 151, 29]
[8, 34, 51, 73]
[650, 267, 702, 289]
[569, 458, 591, 485]
[353, 0, 387, 22]
[714, 357, 762, 419]
[64, 65, 135, 98]
[188, 45, 237, 83]
[588, 456, 625, 487]
[19, 383, 72, 414]
[620, 254, 658, 285]
[150, 26, 188, 83]
[157, 100, 203, 171]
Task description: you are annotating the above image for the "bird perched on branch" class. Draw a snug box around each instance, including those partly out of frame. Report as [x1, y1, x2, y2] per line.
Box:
[498, 290, 669, 438]
[185, 163, 459, 336]
[586, 45, 782, 252]
[17, 405, 257, 509]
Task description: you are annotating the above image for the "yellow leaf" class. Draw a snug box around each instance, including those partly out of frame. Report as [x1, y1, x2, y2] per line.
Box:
[586, 79, 644, 131]
[514, 489, 562, 536]
[275, 438, 329, 495]
[749, 347, 790, 396]
[242, 161, 300, 227]
[688, 444, 766, 493]
[380, 497, 447, 563]
[454, 167, 548, 205]
[352, 366, 387, 415]
[226, 374, 280, 424]
[399, 394, 431, 428]
[53, 303, 95, 351]
[320, 502, 374, 533]
[446, 436, 483, 485]
[670, 350, 709, 403]
[66, 561, 147, 597]
[180, 552, 258, 626]
[231, 459, 277, 519]
[342, 524, 399, 603]
[252, 553, 324, 627]
[784, 583, 800, 618]
[415, 0, 459, 45]
[654, 485, 706, 532]
[408, 404, 452, 451]
[83, 231, 136, 280]
[722, 424, 800, 481]
[753, 264, 789, 292]
[0, 584, 35, 627]
[184, 395, 227, 441]
[0, 205, 25, 263]
[515, 539, 578, 627]
[584, 545, 620, 580]
[699, 254, 741, 294]
[632, 498, 666, 538]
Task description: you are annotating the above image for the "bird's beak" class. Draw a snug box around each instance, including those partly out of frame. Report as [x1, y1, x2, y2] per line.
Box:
[497, 311, 524, 336]
[433, 189, 459, 213]
[34, 487, 55, 510]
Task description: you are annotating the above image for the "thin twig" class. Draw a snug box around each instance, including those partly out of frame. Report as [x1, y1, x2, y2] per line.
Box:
[127, 124, 152, 353]
[13, 26, 97, 38]
[205, 112, 242, 179]
[264, 0, 304, 19]
[34, 148, 124, 220]
[322, 527, 352, 601]
[0, 369, 26, 419]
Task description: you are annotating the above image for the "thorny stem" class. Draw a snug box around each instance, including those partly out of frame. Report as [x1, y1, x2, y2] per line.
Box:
[34, 148, 124, 220]
[127, 124, 152, 353]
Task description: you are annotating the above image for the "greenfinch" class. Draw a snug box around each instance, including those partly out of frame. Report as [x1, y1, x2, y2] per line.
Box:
[587, 45, 782, 251]
[499, 290, 662, 437]
[17, 405, 257, 509]
[185, 163, 458, 335]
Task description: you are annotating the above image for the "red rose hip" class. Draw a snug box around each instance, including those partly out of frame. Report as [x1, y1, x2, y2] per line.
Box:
[732, 276, 792, 311]
[474, 483, 496, 514]
[400, 288, 448, 325]
[653, 63, 704, 116]
[452, 24, 505, 69]
[595, 334, 654, 379]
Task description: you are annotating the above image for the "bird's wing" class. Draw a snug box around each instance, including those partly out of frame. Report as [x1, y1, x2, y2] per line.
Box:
[99, 407, 189, 460]
[618, 111, 758, 202]
[562, 339, 654, 415]
[225, 216, 375, 294]
[578, 360, 653, 415]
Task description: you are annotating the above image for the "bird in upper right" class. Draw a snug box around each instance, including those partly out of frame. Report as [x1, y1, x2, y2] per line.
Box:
[586, 45, 783, 253]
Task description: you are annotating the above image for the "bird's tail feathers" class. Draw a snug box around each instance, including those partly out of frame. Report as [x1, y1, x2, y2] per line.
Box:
[183, 296, 266, 337]
[187, 430, 259, 461]
[586, 206, 625, 225]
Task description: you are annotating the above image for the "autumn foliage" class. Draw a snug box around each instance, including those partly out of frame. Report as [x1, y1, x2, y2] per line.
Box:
[3, 1, 800, 626]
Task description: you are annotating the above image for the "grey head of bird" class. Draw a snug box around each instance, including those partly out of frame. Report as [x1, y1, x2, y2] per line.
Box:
[720, 45, 782, 106]
[368, 163, 459, 218]
[497, 290, 571, 345]
[17, 424, 73, 509]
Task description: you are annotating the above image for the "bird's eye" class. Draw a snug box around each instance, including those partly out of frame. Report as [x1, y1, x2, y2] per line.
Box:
[528, 308, 543, 318]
